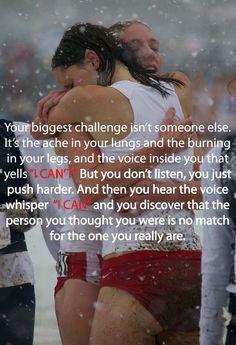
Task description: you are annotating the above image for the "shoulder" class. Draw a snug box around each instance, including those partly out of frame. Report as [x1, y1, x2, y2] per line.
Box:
[56, 84, 131, 124]
[67, 84, 125, 100]
[171, 71, 192, 117]
[60, 85, 127, 111]
[172, 71, 191, 88]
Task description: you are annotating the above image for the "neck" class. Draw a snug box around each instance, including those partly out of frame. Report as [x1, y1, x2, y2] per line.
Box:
[111, 62, 137, 84]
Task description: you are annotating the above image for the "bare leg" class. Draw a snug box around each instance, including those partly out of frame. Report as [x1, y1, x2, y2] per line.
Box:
[55, 279, 99, 345]
[89, 287, 162, 345]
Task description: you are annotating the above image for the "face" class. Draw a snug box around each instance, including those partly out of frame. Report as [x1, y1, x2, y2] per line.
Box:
[121, 23, 161, 75]
[53, 63, 98, 90]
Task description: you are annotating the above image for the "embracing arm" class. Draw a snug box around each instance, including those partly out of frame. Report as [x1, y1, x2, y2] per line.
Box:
[34, 82, 202, 206]
[31, 90, 68, 140]
[38, 85, 131, 127]
[31, 86, 113, 139]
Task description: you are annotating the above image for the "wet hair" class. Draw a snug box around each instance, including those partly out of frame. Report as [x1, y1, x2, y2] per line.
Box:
[52, 23, 183, 97]
[109, 20, 150, 36]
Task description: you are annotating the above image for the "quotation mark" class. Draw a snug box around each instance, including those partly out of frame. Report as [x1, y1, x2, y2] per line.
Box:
[53, 199, 60, 208]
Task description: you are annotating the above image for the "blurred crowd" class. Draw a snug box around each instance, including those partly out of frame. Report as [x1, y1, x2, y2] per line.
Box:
[190, 71, 236, 134]
[0, 41, 55, 122]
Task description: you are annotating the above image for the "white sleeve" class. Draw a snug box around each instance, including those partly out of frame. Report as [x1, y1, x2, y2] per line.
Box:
[200, 148, 235, 345]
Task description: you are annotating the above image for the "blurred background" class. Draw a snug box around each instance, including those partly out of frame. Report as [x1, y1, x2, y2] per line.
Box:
[0, 0, 236, 128]
[0, 0, 235, 344]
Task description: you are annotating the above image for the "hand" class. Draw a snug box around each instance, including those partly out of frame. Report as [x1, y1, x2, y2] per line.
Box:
[159, 107, 195, 153]
[36, 90, 67, 122]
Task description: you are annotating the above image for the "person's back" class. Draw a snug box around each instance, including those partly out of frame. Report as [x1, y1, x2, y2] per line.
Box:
[98, 79, 200, 256]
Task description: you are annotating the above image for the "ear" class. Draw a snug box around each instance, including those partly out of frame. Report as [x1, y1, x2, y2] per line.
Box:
[85, 49, 100, 70]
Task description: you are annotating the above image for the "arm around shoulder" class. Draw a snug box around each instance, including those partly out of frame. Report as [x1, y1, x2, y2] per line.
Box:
[173, 71, 192, 117]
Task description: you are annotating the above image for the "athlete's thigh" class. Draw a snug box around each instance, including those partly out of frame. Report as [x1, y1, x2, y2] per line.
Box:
[89, 286, 162, 345]
[55, 279, 99, 345]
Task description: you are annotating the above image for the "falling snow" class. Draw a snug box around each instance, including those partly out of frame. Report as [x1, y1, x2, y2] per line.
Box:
[0, 1, 235, 344]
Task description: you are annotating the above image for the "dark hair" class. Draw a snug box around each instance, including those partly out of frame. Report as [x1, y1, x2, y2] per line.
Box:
[52, 23, 183, 97]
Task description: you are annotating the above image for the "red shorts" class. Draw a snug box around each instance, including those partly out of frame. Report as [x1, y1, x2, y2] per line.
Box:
[100, 250, 201, 331]
[55, 251, 101, 296]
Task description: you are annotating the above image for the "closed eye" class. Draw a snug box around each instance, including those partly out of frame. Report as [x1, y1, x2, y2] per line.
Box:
[150, 44, 159, 52]
[150, 39, 160, 53]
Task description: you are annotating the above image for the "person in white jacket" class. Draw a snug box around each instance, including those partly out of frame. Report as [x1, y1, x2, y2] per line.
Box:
[200, 135, 236, 345]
